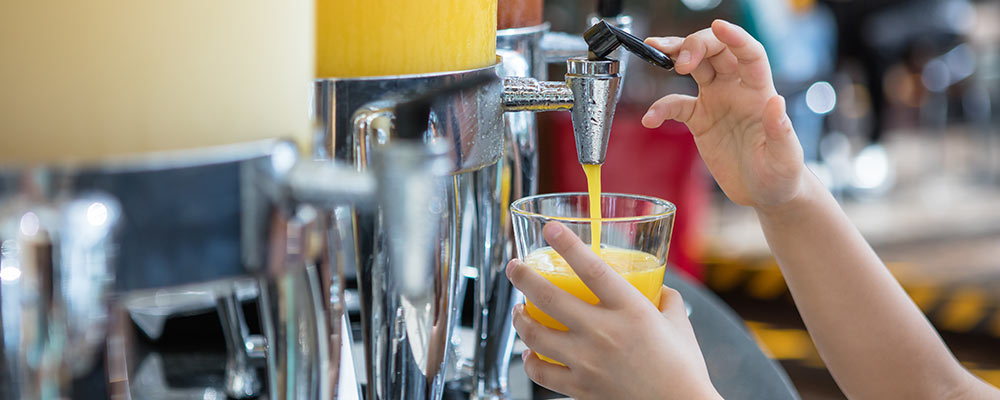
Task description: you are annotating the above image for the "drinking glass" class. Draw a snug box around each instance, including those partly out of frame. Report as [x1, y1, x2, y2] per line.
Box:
[510, 192, 675, 364]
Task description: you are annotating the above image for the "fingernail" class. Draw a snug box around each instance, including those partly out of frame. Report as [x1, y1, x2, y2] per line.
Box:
[656, 37, 679, 46]
[506, 259, 517, 278]
[677, 50, 690, 65]
[642, 109, 655, 122]
[521, 350, 530, 360]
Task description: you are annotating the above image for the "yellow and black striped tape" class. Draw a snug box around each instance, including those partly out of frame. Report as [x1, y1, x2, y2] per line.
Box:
[744, 321, 1000, 387]
[703, 256, 1000, 337]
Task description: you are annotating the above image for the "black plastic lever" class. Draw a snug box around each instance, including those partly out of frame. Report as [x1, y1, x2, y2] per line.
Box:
[584, 20, 674, 71]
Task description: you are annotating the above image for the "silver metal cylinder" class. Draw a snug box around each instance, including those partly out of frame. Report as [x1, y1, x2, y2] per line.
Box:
[316, 62, 506, 400]
[0, 190, 120, 400]
[0, 140, 383, 399]
[567, 57, 622, 165]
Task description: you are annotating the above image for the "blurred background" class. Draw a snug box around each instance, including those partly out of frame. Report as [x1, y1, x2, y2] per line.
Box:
[536, 0, 1000, 398]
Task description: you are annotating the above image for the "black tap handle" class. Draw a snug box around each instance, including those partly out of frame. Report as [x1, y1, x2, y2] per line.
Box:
[394, 74, 498, 140]
[584, 20, 674, 70]
[596, 0, 623, 18]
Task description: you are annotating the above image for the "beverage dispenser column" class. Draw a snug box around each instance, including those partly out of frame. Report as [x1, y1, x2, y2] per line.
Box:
[314, 1, 504, 399]
[0, 2, 452, 399]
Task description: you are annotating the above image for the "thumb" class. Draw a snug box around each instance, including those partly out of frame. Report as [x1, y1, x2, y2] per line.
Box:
[658, 286, 689, 322]
[763, 95, 795, 142]
[762, 95, 804, 169]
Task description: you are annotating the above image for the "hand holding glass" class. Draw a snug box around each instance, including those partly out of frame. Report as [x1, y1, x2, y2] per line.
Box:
[510, 193, 675, 364]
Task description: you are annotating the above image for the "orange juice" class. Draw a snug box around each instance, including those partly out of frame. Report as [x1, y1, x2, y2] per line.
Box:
[523, 246, 665, 364]
[316, 0, 497, 78]
[582, 164, 602, 253]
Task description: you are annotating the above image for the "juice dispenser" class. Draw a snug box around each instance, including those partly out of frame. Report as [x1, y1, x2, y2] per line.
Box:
[314, 2, 673, 399]
[0, 1, 675, 399]
[0, 2, 450, 399]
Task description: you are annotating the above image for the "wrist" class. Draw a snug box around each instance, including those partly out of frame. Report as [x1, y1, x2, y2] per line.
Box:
[752, 171, 827, 221]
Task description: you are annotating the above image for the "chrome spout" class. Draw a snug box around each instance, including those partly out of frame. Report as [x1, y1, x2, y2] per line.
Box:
[501, 57, 622, 165]
[502, 18, 674, 166]
[566, 57, 622, 165]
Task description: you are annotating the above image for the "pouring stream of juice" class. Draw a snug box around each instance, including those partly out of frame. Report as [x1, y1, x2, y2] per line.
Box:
[583, 164, 602, 253]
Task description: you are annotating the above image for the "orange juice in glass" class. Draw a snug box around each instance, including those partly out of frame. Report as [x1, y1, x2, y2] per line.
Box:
[510, 193, 676, 364]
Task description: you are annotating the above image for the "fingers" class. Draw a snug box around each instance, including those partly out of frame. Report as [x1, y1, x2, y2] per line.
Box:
[710, 19, 774, 91]
[542, 222, 643, 308]
[647, 33, 719, 84]
[648, 21, 775, 92]
[522, 350, 577, 396]
[644, 36, 683, 54]
[679, 27, 741, 84]
[506, 259, 588, 330]
[512, 304, 574, 364]
[643, 94, 697, 128]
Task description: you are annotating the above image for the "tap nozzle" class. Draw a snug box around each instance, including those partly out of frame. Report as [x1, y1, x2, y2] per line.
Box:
[566, 57, 621, 165]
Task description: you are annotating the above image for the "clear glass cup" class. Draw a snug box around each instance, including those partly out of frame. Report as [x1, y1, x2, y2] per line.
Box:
[510, 192, 676, 364]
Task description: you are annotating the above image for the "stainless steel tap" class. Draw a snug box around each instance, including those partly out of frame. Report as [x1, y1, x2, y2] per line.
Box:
[462, 16, 674, 400]
[503, 57, 623, 165]
[503, 20, 674, 166]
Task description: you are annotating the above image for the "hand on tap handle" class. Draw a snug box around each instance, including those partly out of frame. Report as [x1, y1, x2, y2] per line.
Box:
[509, 18, 1000, 400]
[641, 19, 804, 211]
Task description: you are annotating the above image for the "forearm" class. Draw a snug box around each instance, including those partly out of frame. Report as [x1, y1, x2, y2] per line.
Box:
[755, 173, 982, 399]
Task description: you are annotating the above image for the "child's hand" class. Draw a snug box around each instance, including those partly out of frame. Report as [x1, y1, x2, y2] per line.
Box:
[506, 222, 721, 400]
[643, 20, 805, 210]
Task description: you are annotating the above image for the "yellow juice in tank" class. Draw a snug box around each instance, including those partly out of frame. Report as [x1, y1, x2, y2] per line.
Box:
[0, 1, 313, 163]
[523, 246, 666, 364]
[316, 0, 497, 78]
